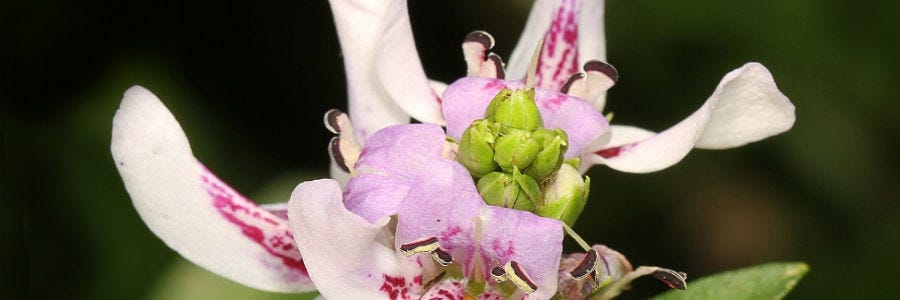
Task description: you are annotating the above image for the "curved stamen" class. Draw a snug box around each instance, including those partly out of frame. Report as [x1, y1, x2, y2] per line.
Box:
[651, 268, 688, 290]
[504, 260, 538, 293]
[431, 248, 453, 266]
[463, 31, 506, 79]
[322, 109, 361, 173]
[399, 236, 440, 255]
[561, 60, 619, 106]
[490, 265, 507, 282]
[570, 248, 600, 279]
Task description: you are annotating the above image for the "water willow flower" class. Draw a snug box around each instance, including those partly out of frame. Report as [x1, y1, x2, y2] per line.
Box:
[112, 0, 793, 299]
[291, 124, 566, 299]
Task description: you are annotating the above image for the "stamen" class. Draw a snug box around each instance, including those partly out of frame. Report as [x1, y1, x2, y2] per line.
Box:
[504, 261, 538, 293]
[399, 237, 440, 256]
[463, 31, 505, 79]
[560, 72, 586, 94]
[651, 268, 688, 290]
[328, 137, 350, 173]
[431, 248, 453, 266]
[525, 38, 545, 89]
[594, 266, 688, 300]
[583, 60, 619, 83]
[570, 249, 600, 279]
[322, 109, 361, 174]
[323, 109, 344, 134]
[490, 265, 507, 282]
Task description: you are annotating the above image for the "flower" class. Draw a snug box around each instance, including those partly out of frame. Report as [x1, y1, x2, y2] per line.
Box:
[111, 0, 794, 298]
[440, 0, 795, 174]
[291, 123, 565, 299]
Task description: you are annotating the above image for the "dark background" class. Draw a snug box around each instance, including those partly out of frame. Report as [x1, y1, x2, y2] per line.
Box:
[7, 0, 898, 299]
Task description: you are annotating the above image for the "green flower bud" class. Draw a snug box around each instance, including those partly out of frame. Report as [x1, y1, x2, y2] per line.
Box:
[477, 169, 541, 212]
[524, 128, 568, 180]
[485, 88, 543, 130]
[457, 119, 500, 178]
[536, 164, 589, 227]
[493, 128, 541, 173]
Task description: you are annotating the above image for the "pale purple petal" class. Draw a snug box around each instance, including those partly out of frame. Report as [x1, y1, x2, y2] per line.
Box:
[442, 77, 608, 158]
[535, 87, 609, 158]
[344, 124, 448, 222]
[479, 207, 564, 299]
[394, 160, 483, 272]
[111, 86, 314, 292]
[329, 0, 410, 140]
[587, 63, 795, 173]
[288, 179, 399, 300]
[375, 0, 446, 125]
[595, 245, 632, 281]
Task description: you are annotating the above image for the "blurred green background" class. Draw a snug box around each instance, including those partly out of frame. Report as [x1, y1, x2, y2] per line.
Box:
[7, 0, 898, 299]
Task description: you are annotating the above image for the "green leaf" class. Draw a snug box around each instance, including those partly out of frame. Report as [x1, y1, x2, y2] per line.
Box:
[651, 262, 808, 300]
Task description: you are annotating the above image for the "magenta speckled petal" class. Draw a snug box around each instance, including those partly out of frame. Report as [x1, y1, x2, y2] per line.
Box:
[479, 206, 564, 299]
[111, 86, 314, 292]
[395, 160, 483, 271]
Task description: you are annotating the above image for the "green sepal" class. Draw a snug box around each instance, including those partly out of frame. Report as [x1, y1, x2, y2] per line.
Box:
[511, 168, 540, 211]
[524, 128, 568, 180]
[457, 119, 500, 178]
[535, 164, 588, 226]
[485, 88, 543, 130]
[493, 128, 541, 173]
[476, 169, 540, 212]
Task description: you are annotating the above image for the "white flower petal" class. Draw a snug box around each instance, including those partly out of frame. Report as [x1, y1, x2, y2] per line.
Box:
[111, 86, 314, 292]
[329, 0, 410, 139]
[577, 0, 607, 66]
[576, 0, 611, 111]
[289, 179, 399, 300]
[375, 0, 446, 125]
[588, 63, 795, 173]
[507, 0, 560, 80]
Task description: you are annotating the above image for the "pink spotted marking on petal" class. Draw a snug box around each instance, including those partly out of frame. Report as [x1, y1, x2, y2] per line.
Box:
[200, 164, 309, 279]
[490, 239, 516, 261]
[482, 78, 506, 92]
[380, 274, 411, 300]
[440, 226, 463, 245]
[477, 293, 504, 300]
[540, 93, 567, 112]
[596, 146, 621, 158]
[535, 0, 580, 91]
[435, 282, 463, 300]
[265, 208, 289, 221]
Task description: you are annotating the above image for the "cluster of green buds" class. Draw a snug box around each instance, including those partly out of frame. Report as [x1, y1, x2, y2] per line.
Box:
[457, 88, 590, 226]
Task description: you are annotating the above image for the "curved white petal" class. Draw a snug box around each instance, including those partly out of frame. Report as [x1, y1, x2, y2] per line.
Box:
[508, 0, 559, 80]
[588, 63, 795, 173]
[374, 0, 445, 125]
[577, 0, 607, 63]
[329, 0, 409, 140]
[289, 179, 397, 299]
[577, 0, 610, 111]
[111, 86, 314, 292]
[605, 125, 657, 148]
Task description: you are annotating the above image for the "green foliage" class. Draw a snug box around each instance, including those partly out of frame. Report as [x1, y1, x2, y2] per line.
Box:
[651, 262, 808, 300]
